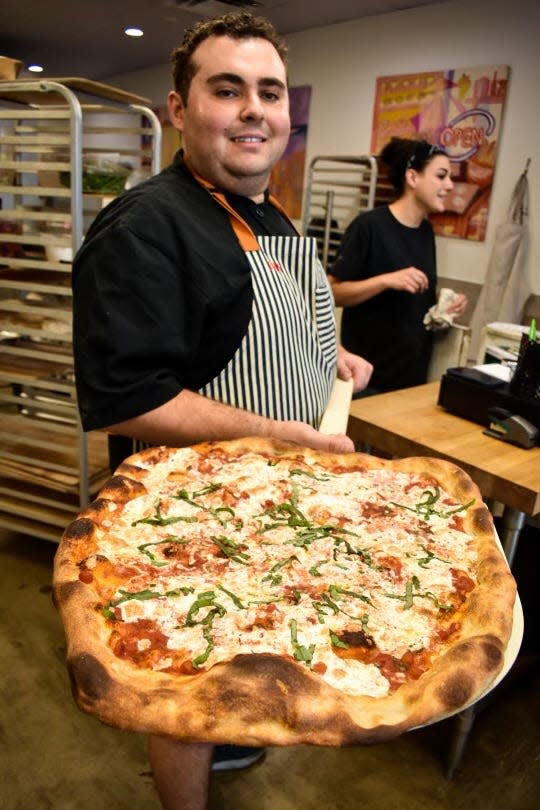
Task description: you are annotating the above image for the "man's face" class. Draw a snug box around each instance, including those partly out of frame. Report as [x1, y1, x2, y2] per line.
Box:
[168, 35, 290, 200]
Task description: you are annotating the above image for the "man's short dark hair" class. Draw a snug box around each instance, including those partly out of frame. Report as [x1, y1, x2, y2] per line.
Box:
[171, 11, 288, 103]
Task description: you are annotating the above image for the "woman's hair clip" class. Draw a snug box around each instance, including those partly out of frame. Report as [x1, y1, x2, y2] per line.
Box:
[406, 143, 447, 170]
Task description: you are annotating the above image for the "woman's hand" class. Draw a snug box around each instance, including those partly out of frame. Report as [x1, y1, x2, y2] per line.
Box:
[446, 292, 468, 318]
[385, 266, 429, 294]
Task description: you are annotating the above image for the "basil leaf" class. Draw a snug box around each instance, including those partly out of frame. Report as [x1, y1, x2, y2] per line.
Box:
[211, 535, 250, 565]
[262, 555, 299, 584]
[132, 499, 198, 527]
[289, 467, 332, 482]
[192, 626, 214, 667]
[328, 584, 372, 606]
[289, 618, 315, 665]
[417, 544, 451, 568]
[329, 630, 349, 649]
[137, 536, 189, 566]
[309, 559, 329, 577]
[391, 487, 475, 521]
[217, 583, 245, 609]
[185, 592, 226, 627]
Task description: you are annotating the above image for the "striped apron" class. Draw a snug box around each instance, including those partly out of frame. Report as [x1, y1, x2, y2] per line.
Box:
[199, 233, 336, 425]
[110, 182, 337, 467]
[198, 187, 337, 426]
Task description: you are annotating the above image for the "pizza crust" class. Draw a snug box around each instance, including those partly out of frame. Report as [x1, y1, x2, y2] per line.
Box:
[53, 438, 516, 745]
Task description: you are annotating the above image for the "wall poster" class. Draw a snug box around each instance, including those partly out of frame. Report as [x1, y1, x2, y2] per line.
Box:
[270, 85, 312, 219]
[371, 66, 510, 241]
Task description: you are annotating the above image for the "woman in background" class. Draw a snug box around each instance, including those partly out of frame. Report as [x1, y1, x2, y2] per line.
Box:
[328, 137, 467, 394]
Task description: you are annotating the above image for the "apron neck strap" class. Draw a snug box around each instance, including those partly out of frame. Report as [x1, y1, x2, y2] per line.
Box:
[184, 156, 299, 251]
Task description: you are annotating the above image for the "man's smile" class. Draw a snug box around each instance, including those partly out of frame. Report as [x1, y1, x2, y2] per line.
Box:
[231, 136, 266, 143]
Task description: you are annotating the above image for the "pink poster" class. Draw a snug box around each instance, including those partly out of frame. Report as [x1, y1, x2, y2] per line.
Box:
[371, 66, 510, 241]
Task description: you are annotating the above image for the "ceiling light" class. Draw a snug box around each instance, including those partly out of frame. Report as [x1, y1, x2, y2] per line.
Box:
[27, 64, 44, 73]
[125, 27, 144, 37]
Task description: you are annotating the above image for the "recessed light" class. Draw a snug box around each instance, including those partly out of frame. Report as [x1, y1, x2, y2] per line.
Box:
[28, 64, 44, 73]
[125, 27, 144, 37]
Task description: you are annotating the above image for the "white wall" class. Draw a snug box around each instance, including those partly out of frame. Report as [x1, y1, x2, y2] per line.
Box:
[108, 0, 539, 293]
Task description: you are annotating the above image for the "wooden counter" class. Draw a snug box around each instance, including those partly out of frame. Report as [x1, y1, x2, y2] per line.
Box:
[347, 382, 540, 565]
[347, 382, 540, 516]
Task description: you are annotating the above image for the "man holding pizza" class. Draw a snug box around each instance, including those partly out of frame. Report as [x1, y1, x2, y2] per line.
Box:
[72, 10, 373, 810]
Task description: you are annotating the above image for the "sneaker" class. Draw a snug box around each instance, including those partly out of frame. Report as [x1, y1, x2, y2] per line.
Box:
[211, 744, 266, 772]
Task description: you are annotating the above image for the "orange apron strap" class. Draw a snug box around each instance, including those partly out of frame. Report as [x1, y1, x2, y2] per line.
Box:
[185, 159, 300, 252]
[205, 188, 261, 252]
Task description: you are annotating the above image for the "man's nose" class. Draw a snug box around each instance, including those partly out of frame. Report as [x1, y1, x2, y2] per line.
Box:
[240, 92, 264, 119]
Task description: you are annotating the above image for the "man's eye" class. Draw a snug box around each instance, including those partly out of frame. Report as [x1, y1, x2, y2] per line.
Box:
[262, 91, 280, 102]
[216, 88, 237, 98]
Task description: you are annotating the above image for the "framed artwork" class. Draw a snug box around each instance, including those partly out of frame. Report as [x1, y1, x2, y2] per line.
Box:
[270, 85, 312, 219]
[371, 66, 510, 241]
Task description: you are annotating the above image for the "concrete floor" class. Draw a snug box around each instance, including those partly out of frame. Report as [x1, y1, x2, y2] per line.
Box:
[1, 527, 539, 810]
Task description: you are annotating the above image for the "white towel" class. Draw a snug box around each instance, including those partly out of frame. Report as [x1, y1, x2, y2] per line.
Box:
[424, 287, 460, 331]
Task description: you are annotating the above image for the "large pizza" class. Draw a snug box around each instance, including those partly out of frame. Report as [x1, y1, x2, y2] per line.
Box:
[53, 438, 516, 746]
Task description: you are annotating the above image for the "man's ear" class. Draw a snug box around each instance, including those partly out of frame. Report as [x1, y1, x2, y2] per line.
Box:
[167, 91, 185, 131]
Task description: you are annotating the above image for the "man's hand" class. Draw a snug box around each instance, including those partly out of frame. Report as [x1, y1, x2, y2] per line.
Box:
[276, 420, 355, 453]
[336, 345, 373, 393]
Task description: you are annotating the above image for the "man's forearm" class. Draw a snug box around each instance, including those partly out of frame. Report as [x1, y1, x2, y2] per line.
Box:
[108, 389, 274, 445]
[106, 389, 355, 453]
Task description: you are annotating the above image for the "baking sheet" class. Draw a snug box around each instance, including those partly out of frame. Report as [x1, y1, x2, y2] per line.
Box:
[475, 526, 523, 699]
[416, 532, 523, 729]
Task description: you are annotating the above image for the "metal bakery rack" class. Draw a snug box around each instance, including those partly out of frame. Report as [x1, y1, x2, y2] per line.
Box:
[0, 78, 161, 541]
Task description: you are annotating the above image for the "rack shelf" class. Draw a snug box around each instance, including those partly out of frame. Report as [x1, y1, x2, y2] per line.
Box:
[302, 155, 379, 268]
[0, 78, 162, 541]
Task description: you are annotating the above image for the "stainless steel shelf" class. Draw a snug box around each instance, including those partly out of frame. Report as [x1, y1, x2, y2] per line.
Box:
[0, 78, 162, 540]
[302, 155, 379, 268]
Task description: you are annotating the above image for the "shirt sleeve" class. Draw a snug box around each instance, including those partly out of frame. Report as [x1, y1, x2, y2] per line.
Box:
[73, 222, 192, 431]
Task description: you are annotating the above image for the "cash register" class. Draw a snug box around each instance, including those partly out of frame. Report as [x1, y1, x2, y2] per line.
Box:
[438, 328, 540, 448]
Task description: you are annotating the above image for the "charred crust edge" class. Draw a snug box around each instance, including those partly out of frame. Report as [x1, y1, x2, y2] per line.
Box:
[223, 652, 323, 696]
[436, 670, 475, 710]
[471, 504, 495, 533]
[68, 653, 114, 702]
[98, 475, 147, 503]
[62, 517, 96, 543]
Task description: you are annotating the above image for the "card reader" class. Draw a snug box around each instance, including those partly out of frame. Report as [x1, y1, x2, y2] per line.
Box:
[483, 407, 539, 449]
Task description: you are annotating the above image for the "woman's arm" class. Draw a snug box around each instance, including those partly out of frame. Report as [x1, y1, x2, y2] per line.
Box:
[329, 266, 429, 307]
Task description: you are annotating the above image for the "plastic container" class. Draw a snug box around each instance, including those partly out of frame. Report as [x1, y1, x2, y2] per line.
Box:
[61, 153, 132, 195]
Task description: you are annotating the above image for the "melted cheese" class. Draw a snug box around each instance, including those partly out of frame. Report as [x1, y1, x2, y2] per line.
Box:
[93, 447, 479, 697]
